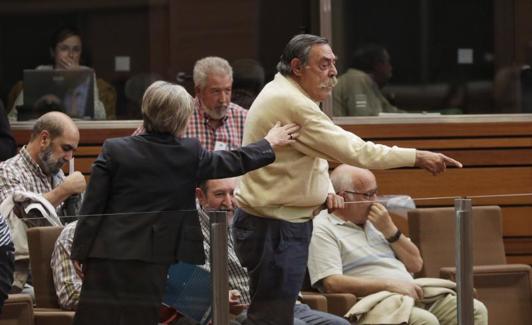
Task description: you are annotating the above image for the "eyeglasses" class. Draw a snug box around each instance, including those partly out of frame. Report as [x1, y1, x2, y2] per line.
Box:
[341, 189, 378, 200]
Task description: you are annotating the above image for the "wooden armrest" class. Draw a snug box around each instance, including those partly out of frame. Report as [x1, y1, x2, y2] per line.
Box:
[321, 293, 357, 317]
[34, 308, 75, 325]
[300, 291, 328, 312]
[440, 264, 532, 278]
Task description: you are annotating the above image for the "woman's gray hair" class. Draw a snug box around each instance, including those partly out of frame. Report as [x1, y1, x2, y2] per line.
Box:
[193, 56, 233, 89]
[141, 81, 193, 136]
[277, 34, 329, 76]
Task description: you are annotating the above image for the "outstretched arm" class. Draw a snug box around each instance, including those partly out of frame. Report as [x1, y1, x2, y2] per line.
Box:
[415, 150, 462, 176]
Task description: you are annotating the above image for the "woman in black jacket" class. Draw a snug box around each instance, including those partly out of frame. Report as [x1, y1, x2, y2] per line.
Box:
[70, 81, 299, 325]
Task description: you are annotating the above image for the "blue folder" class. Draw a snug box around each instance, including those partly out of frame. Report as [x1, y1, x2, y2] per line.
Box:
[163, 262, 212, 324]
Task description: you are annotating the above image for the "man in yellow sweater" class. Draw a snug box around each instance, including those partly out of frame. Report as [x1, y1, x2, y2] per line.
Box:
[234, 34, 461, 325]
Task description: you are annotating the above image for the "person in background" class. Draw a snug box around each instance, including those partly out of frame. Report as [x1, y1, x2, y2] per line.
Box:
[308, 165, 488, 324]
[333, 44, 406, 116]
[0, 111, 85, 213]
[0, 111, 85, 293]
[494, 40, 532, 113]
[184, 56, 248, 150]
[9, 26, 106, 121]
[231, 59, 265, 109]
[0, 100, 17, 161]
[234, 33, 461, 325]
[133, 57, 247, 151]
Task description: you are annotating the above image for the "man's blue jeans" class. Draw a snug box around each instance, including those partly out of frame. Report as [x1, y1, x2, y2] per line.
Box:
[233, 209, 312, 325]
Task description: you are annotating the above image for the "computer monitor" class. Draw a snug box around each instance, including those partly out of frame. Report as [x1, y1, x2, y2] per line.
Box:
[21, 69, 94, 120]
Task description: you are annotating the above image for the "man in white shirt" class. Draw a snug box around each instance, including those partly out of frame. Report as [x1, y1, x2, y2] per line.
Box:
[308, 165, 488, 324]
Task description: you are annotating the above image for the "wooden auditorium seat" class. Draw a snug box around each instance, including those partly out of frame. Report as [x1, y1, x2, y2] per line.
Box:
[0, 293, 34, 325]
[408, 205, 532, 325]
[26, 227, 75, 325]
[300, 270, 357, 317]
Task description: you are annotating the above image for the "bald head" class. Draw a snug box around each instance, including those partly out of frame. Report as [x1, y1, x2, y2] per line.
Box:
[330, 165, 376, 194]
[30, 111, 79, 143]
[27, 112, 79, 175]
[330, 165, 378, 224]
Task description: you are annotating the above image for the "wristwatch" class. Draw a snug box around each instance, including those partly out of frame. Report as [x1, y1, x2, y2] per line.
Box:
[386, 229, 402, 243]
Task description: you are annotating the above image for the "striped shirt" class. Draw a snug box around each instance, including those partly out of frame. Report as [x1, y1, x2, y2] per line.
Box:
[0, 146, 65, 206]
[132, 98, 247, 152]
[0, 216, 12, 247]
[50, 221, 80, 310]
[184, 98, 247, 151]
[198, 209, 250, 304]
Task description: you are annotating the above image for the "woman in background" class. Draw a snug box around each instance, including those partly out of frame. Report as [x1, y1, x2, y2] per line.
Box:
[9, 26, 107, 120]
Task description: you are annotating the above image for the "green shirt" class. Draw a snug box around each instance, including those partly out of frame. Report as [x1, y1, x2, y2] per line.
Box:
[333, 68, 404, 116]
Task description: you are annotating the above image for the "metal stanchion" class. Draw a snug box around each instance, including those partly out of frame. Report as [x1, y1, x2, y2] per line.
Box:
[454, 198, 474, 325]
[209, 210, 229, 325]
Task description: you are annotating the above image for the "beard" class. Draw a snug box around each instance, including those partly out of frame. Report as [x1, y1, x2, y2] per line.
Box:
[38, 146, 65, 175]
[204, 105, 229, 120]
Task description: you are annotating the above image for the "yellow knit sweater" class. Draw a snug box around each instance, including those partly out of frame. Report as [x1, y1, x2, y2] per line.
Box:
[235, 73, 416, 222]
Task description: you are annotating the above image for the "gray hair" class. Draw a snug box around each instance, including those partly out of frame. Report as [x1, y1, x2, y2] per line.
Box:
[141, 81, 193, 136]
[330, 164, 374, 193]
[193, 56, 233, 89]
[277, 34, 329, 76]
[330, 167, 354, 194]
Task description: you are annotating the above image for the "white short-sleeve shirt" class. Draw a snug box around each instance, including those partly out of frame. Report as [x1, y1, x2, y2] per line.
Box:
[308, 211, 413, 290]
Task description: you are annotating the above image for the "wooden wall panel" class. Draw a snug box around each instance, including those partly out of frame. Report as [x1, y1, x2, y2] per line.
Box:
[378, 137, 532, 150]
[336, 120, 532, 138]
[168, 0, 259, 92]
[374, 167, 532, 205]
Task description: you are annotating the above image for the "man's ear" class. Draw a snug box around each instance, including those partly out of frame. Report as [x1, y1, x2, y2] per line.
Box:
[39, 130, 51, 148]
[195, 187, 206, 206]
[194, 85, 202, 97]
[290, 58, 303, 77]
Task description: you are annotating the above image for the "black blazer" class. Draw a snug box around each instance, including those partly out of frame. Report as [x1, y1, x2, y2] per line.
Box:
[70, 133, 275, 265]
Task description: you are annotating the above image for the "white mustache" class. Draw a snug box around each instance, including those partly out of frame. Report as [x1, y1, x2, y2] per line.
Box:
[320, 77, 338, 89]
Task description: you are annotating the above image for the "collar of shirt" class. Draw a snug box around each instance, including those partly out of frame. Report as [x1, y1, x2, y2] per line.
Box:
[19, 146, 49, 180]
[281, 73, 321, 106]
[195, 98, 230, 128]
[327, 212, 364, 230]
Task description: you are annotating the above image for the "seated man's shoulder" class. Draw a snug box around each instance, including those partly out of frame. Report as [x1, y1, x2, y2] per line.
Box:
[61, 221, 77, 236]
[312, 212, 336, 232]
[0, 152, 22, 168]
